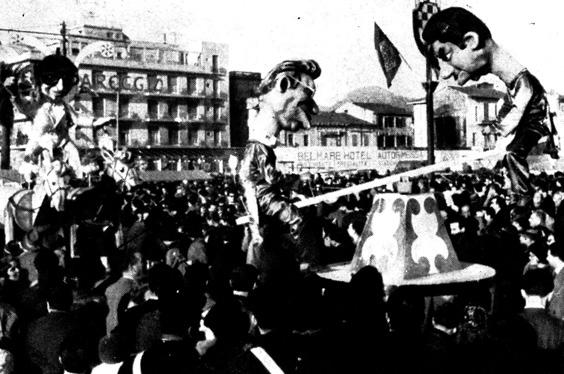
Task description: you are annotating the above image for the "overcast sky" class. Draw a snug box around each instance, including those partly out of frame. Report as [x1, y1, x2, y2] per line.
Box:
[3, 0, 564, 106]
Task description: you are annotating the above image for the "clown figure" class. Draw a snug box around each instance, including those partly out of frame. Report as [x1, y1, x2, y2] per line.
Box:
[239, 60, 321, 286]
[24, 54, 82, 180]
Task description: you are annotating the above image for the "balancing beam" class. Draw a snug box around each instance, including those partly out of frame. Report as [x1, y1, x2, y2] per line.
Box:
[294, 149, 505, 209]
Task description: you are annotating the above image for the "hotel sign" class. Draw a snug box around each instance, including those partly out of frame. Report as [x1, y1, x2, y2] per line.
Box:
[275, 147, 477, 173]
[79, 72, 165, 93]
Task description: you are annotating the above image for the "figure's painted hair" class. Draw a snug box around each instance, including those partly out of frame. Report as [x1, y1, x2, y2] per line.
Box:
[257, 59, 321, 95]
[423, 7, 491, 49]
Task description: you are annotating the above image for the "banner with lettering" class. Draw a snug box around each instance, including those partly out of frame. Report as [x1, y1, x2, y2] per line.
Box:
[275, 147, 479, 174]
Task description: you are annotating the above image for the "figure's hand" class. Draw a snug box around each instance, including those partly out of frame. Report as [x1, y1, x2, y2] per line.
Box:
[494, 133, 515, 153]
[249, 224, 263, 247]
[289, 216, 303, 240]
[93, 117, 114, 127]
[291, 191, 307, 201]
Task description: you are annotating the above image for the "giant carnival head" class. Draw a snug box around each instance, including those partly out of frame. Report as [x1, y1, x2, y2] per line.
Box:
[35, 54, 79, 102]
[254, 59, 321, 136]
[423, 7, 492, 86]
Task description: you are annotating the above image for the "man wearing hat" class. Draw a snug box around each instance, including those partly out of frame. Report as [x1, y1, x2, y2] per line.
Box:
[239, 59, 321, 286]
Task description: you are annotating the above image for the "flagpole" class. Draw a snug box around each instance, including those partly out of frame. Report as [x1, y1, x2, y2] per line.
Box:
[397, 51, 414, 72]
[423, 46, 438, 165]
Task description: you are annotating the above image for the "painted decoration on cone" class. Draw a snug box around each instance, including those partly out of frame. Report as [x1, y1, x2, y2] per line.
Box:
[351, 193, 461, 285]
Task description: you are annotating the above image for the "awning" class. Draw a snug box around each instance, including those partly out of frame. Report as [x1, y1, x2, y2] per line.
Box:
[139, 170, 212, 182]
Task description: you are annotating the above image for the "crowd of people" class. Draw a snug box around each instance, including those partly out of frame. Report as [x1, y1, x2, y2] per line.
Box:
[0, 165, 560, 373]
[0, 4, 561, 372]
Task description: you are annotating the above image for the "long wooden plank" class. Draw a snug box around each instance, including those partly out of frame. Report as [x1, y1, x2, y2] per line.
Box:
[294, 149, 505, 208]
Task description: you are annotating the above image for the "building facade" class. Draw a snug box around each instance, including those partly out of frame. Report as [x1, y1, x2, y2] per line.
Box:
[71, 25, 229, 156]
[279, 111, 374, 148]
[2, 25, 233, 173]
[412, 82, 505, 150]
[229, 71, 261, 148]
[334, 101, 414, 148]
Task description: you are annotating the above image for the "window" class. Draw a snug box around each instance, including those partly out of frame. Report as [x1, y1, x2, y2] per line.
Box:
[187, 78, 197, 95]
[168, 102, 178, 118]
[397, 135, 406, 148]
[169, 128, 179, 145]
[363, 134, 370, 146]
[119, 129, 129, 147]
[129, 47, 143, 62]
[377, 135, 384, 148]
[303, 134, 309, 146]
[214, 130, 222, 146]
[71, 41, 80, 56]
[385, 135, 395, 147]
[168, 76, 178, 94]
[336, 136, 341, 147]
[321, 136, 327, 146]
[212, 55, 219, 72]
[188, 129, 198, 145]
[147, 100, 158, 118]
[472, 132, 477, 147]
[351, 134, 358, 147]
[483, 102, 489, 120]
[384, 116, 394, 128]
[119, 97, 129, 118]
[105, 98, 117, 117]
[93, 98, 104, 117]
[149, 127, 160, 145]
[287, 134, 294, 146]
[397, 117, 405, 128]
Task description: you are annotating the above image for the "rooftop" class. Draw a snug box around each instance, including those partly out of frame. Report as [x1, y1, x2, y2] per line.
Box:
[351, 101, 412, 116]
[312, 111, 373, 127]
[449, 83, 505, 99]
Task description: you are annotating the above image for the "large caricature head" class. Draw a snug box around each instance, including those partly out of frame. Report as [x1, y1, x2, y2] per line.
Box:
[423, 7, 491, 85]
[35, 54, 78, 102]
[256, 59, 321, 134]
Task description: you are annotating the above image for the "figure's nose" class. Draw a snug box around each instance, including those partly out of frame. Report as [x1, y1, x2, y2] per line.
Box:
[303, 97, 319, 116]
[56, 78, 65, 91]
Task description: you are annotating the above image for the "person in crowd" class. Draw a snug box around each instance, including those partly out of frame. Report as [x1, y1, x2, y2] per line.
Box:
[424, 7, 559, 207]
[104, 251, 144, 335]
[547, 244, 564, 320]
[520, 267, 564, 352]
[24, 284, 82, 374]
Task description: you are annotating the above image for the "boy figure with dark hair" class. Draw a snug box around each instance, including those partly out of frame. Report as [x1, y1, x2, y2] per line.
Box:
[423, 7, 559, 206]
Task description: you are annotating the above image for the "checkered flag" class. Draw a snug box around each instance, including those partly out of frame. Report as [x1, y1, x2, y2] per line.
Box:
[413, 0, 440, 56]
